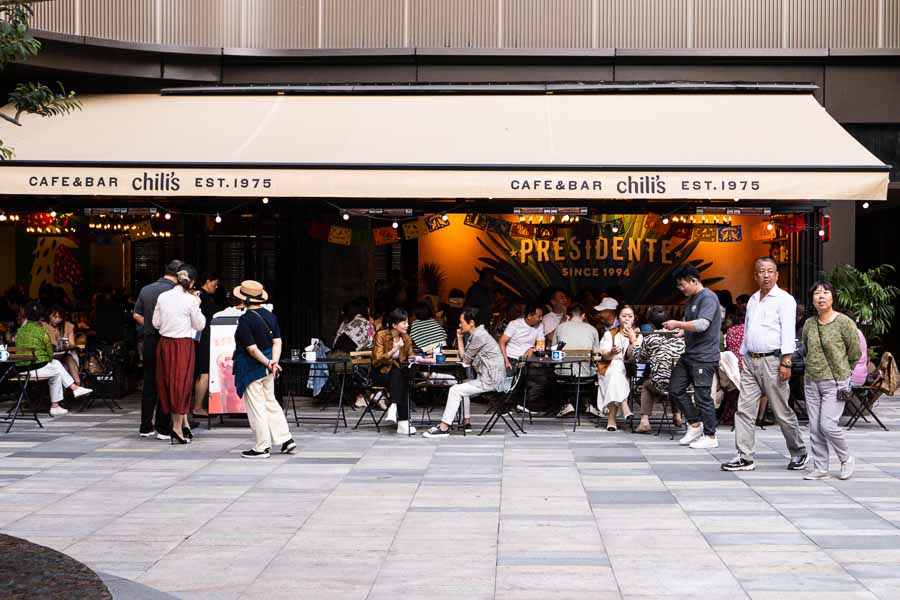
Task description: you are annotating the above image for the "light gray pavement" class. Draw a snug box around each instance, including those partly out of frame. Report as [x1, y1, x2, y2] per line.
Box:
[2, 395, 900, 599]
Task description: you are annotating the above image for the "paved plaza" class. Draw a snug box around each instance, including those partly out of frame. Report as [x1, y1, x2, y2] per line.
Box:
[2, 397, 900, 600]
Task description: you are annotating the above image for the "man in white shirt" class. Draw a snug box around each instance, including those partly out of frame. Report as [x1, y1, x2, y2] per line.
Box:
[499, 304, 546, 412]
[553, 304, 602, 417]
[542, 289, 569, 342]
[722, 257, 807, 472]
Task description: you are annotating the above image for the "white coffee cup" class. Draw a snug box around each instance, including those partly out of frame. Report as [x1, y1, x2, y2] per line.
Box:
[551, 350, 566, 361]
[302, 351, 317, 361]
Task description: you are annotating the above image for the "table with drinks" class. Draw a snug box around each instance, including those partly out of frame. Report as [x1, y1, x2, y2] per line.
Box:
[280, 347, 351, 434]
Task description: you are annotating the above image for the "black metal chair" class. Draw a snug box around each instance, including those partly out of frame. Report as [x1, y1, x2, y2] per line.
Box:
[349, 352, 390, 432]
[1, 348, 43, 433]
[479, 362, 527, 437]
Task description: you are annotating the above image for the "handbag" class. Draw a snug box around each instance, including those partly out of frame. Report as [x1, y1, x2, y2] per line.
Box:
[815, 319, 854, 402]
[596, 327, 619, 376]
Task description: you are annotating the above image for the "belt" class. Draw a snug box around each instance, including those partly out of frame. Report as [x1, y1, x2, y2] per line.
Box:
[747, 350, 779, 359]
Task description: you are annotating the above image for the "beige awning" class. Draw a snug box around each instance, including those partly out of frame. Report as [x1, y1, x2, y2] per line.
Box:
[0, 90, 889, 200]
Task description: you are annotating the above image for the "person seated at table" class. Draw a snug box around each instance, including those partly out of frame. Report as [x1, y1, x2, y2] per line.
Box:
[41, 304, 80, 386]
[598, 305, 641, 431]
[334, 297, 374, 352]
[624, 306, 685, 433]
[17, 301, 92, 416]
[498, 303, 547, 413]
[372, 308, 416, 435]
[423, 307, 506, 437]
[553, 303, 602, 418]
[409, 301, 447, 354]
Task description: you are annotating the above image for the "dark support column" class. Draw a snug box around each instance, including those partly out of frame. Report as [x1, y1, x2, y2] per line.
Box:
[275, 208, 322, 349]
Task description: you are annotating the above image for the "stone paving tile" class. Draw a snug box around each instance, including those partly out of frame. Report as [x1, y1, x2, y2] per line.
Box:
[1, 395, 900, 599]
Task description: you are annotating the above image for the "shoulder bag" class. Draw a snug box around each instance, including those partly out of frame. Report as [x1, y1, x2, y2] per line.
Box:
[596, 327, 619, 376]
[815, 318, 853, 402]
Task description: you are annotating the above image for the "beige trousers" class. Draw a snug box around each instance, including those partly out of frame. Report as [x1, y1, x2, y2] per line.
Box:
[244, 375, 292, 453]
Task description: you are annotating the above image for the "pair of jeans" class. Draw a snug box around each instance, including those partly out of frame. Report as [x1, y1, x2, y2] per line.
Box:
[29, 359, 73, 404]
[140, 335, 172, 435]
[371, 367, 409, 421]
[669, 357, 718, 435]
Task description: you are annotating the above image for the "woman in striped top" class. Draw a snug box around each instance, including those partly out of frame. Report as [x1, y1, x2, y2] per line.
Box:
[409, 302, 447, 353]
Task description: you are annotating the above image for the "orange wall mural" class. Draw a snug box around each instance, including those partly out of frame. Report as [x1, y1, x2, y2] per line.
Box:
[419, 213, 773, 304]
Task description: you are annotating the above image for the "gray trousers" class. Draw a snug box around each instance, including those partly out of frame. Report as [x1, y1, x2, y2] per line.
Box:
[804, 378, 852, 472]
[736, 355, 806, 460]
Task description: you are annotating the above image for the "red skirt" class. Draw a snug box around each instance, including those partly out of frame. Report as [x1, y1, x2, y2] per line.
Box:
[156, 337, 196, 415]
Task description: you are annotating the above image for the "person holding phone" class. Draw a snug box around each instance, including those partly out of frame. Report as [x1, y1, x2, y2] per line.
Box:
[598, 305, 642, 431]
[232, 280, 296, 458]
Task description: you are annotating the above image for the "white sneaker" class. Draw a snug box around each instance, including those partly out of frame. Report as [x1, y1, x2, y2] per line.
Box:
[72, 387, 93, 399]
[556, 404, 575, 417]
[515, 404, 532, 415]
[396, 420, 416, 435]
[384, 403, 398, 424]
[679, 424, 704, 446]
[156, 432, 169, 441]
[586, 404, 603, 417]
[423, 426, 449, 438]
[804, 469, 830, 480]
[49, 406, 68, 416]
[354, 395, 367, 409]
[376, 398, 388, 411]
[689, 435, 719, 449]
[839, 456, 855, 480]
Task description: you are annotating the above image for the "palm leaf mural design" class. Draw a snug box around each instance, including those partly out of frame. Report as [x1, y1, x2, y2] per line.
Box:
[475, 214, 724, 303]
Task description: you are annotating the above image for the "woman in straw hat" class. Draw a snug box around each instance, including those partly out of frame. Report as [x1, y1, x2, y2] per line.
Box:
[232, 280, 296, 458]
[152, 264, 205, 444]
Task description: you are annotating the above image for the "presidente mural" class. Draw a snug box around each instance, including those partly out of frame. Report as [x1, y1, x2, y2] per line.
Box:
[419, 214, 769, 305]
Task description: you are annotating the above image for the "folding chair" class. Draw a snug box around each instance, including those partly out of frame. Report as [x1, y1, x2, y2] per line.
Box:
[654, 356, 686, 439]
[350, 351, 390, 432]
[479, 362, 527, 437]
[1, 347, 43, 432]
[846, 352, 898, 431]
[79, 343, 125, 413]
[555, 349, 597, 431]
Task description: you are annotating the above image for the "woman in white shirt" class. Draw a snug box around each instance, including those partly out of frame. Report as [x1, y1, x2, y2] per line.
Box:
[152, 264, 206, 444]
[598, 305, 642, 431]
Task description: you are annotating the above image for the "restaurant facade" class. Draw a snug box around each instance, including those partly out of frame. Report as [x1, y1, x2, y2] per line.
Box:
[0, 1, 897, 343]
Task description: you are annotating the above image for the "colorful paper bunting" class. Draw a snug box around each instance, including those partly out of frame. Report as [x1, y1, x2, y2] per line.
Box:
[373, 226, 400, 245]
[424, 214, 450, 233]
[717, 225, 742, 242]
[328, 225, 352, 246]
[464, 213, 489, 230]
[401, 219, 427, 240]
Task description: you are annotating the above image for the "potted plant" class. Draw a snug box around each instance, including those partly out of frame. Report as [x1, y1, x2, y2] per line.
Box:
[826, 264, 899, 352]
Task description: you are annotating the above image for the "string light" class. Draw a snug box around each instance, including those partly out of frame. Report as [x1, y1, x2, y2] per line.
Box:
[441, 213, 449, 222]
[49, 210, 57, 217]
[341, 211, 350, 221]
[0, 212, 6, 222]
[215, 213, 222, 224]
[391, 220, 399, 229]
[862, 202, 870, 209]
[818, 228, 826, 237]
[662, 217, 669, 225]
[262, 197, 269, 205]
[164, 212, 172, 220]
[562, 215, 570, 223]
[766, 221, 774, 231]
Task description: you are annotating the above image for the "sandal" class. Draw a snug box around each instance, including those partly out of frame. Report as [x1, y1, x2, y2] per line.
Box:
[606, 425, 618, 432]
[634, 423, 652, 434]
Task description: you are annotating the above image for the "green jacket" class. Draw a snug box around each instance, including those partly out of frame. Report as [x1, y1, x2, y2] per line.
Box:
[801, 313, 862, 382]
[16, 320, 54, 366]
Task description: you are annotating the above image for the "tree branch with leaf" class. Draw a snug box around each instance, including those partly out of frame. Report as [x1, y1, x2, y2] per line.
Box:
[0, 1, 81, 159]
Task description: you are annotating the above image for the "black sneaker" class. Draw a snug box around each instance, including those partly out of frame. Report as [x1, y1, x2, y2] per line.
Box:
[721, 457, 756, 472]
[787, 454, 809, 470]
[280, 439, 297, 454]
[462, 423, 473, 433]
[242, 448, 271, 459]
[422, 426, 449, 438]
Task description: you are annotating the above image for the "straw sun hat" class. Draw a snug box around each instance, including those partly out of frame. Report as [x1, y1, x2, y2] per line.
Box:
[233, 280, 269, 304]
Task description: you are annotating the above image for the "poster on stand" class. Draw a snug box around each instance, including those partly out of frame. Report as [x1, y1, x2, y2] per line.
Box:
[208, 308, 244, 415]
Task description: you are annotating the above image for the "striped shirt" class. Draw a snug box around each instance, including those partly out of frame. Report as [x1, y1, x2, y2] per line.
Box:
[632, 331, 685, 391]
[410, 318, 447, 352]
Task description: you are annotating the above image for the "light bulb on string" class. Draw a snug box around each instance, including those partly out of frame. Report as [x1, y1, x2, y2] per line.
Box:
[215, 213, 222, 224]
[441, 213, 449, 222]
[341, 211, 350, 221]
[262, 197, 269, 205]
[862, 202, 870, 209]
[391, 221, 399, 229]
[49, 210, 57, 218]
[0, 212, 6, 222]
[662, 217, 669, 225]
[766, 221, 774, 231]
[818, 229, 826, 237]
[164, 212, 172, 220]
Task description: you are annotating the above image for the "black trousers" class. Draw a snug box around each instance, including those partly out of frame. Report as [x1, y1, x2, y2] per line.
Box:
[509, 358, 554, 412]
[372, 368, 409, 421]
[669, 357, 718, 435]
[140, 334, 172, 435]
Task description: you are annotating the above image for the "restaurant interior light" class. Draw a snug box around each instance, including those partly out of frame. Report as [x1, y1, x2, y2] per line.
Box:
[818, 228, 826, 237]
[164, 212, 172, 220]
[49, 210, 57, 218]
[766, 221, 774, 231]
[611, 225, 619, 233]
[0, 212, 5, 222]
[662, 217, 669, 224]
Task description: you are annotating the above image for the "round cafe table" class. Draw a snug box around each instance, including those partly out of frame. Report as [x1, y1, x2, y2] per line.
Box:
[279, 356, 351, 434]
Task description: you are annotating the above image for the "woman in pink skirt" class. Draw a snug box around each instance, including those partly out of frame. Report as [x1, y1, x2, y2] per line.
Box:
[152, 264, 206, 444]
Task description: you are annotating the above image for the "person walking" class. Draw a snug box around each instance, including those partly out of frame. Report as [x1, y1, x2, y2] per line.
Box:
[152, 264, 205, 445]
[663, 264, 723, 449]
[133, 259, 183, 439]
[423, 307, 506, 437]
[801, 280, 861, 480]
[231, 281, 296, 458]
[722, 258, 808, 472]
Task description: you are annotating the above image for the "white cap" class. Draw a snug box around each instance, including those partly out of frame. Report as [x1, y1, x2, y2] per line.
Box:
[593, 297, 619, 312]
